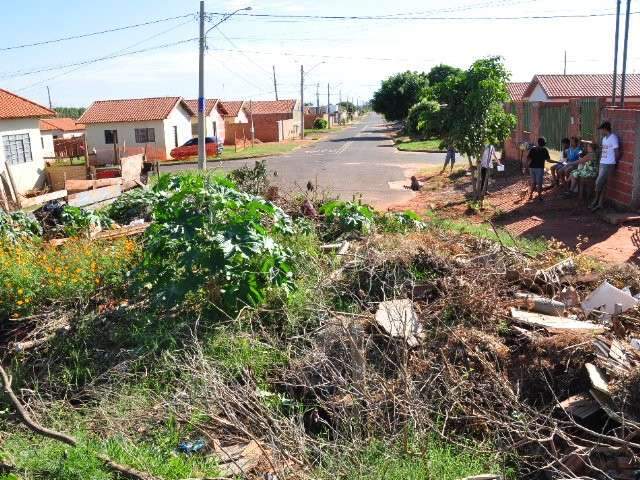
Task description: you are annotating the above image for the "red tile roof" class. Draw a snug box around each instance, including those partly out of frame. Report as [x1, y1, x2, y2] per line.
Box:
[78, 97, 193, 124]
[40, 117, 85, 132]
[0, 88, 55, 120]
[506, 82, 529, 101]
[523, 74, 640, 99]
[247, 99, 297, 115]
[219, 100, 245, 117]
[183, 98, 219, 116]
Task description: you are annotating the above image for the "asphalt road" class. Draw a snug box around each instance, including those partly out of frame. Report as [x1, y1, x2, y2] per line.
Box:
[160, 113, 445, 209]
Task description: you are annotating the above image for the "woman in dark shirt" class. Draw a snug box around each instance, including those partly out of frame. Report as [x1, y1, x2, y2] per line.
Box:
[527, 137, 550, 202]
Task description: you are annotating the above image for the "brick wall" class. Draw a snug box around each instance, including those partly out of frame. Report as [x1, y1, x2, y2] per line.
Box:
[602, 108, 640, 208]
[224, 123, 251, 146]
[304, 113, 322, 129]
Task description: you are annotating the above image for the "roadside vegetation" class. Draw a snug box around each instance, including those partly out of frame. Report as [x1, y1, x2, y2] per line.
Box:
[1, 161, 633, 480]
[395, 138, 444, 152]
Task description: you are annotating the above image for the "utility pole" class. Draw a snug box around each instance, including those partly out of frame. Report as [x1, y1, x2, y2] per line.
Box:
[327, 83, 330, 129]
[612, 0, 622, 106]
[563, 51, 567, 75]
[272, 65, 279, 101]
[620, 0, 632, 107]
[197, 0, 206, 170]
[46, 86, 52, 110]
[316, 83, 320, 114]
[300, 64, 304, 139]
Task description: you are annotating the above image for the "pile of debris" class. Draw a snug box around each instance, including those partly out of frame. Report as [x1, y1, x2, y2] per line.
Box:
[280, 231, 640, 479]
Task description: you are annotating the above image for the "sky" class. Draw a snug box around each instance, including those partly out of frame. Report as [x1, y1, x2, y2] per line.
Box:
[1, 0, 638, 108]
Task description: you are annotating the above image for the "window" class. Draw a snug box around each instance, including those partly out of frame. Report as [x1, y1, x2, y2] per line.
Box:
[173, 126, 178, 148]
[191, 123, 198, 136]
[2, 133, 33, 165]
[134, 128, 156, 143]
[104, 129, 118, 145]
[41, 137, 45, 149]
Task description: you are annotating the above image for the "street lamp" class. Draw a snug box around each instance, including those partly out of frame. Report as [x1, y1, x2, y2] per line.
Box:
[198, 3, 252, 170]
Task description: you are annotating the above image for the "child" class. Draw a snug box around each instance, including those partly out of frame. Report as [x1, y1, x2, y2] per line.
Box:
[441, 146, 456, 174]
[526, 137, 550, 202]
[550, 138, 570, 186]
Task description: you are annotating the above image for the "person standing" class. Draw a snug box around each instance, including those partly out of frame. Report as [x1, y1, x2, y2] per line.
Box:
[441, 145, 456, 174]
[590, 121, 620, 212]
[478, 143, 501, 199]
[527, 137, 550, 202]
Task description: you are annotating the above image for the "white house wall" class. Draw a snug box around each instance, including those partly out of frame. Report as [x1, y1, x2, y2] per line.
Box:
[85, 119, 166, 162]
[0, 118, 46, 194]
[189, 108, 226, 143]
[163, 104, 192, 156]
[41, 132, 55, 158]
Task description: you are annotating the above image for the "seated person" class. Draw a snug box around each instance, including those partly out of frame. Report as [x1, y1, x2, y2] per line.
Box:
[559, 137, 582, 185]
[550, 137, 570, 186]
[568, 143, 598, 194]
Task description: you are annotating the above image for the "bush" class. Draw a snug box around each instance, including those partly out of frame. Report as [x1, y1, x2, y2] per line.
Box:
[0, 210, 42, 243]
[229, 160, 269, 196]
[60, 206, 113, 237]
[320, 200, 375, 239]
[138, 173, 295, 312]
[0, 238, 139, 318]
[313, 117, 328, 129]
[107, 188, 160, 224]
[406, 98, 442, 138]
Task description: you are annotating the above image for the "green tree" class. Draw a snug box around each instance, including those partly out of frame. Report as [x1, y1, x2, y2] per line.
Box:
[438, 57, 516, 198]
[427, 64, 463, 87]
[54, 107, 86, 119]
[406, 99, 442, 138]
[371, 71, 428, 121]
[338, 101, 356, 114]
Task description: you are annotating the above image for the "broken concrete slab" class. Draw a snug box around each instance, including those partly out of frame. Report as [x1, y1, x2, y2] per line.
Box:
[581, 281, 639, 321]
[510, 308, 604, 334]
[558, 393, 601, 419]
[375, 299, 422, 347]
[585, 362, 609, 394]
[515, 292, 565, 316]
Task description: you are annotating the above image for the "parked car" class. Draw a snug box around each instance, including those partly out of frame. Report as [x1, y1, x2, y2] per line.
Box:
[170, 137, 223, 159]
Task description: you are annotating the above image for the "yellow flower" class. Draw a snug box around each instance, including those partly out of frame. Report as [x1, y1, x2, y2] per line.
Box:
[17, 288, 23, 295]
[16, 300, 23, 305]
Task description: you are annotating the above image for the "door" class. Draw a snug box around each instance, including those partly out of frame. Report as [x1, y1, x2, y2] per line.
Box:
[173, 126, 178, 148]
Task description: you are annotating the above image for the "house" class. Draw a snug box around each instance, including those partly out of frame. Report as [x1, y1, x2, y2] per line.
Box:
[522, 74, 640, 104]
[183, 98, 226, 143]
[506, 82, 529, 102]
[246, 99, 301, 142]
[39, 117, 85, 158]
[78, 97, 194, 162]
[0, 88, 55, 194]
[219, 100, 249, 124]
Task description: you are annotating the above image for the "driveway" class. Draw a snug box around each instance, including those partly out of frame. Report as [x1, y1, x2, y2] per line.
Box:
[160, 113, 445, 209]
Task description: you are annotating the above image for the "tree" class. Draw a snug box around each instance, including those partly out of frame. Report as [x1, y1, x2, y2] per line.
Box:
[54, 107, 85, 119]
[427, 64, 462, 87]
[406, 99, 442, 138]
[371, 71, 428, 121]
[437, 57, 516, 198]
[338, 101, 356, 114]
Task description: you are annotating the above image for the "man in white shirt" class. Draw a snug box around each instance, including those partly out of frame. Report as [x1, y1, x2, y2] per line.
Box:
[590, 121, 621, 211]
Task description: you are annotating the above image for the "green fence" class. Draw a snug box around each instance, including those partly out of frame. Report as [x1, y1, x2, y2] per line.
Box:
[580, 98, 598, 141]
[539, 104, 570, 151]
[523, 102, 532, 132]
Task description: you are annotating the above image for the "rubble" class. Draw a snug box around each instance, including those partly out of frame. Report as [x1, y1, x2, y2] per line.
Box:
[374, 299, 422, 347]
[510, 307, 604, 333]
[582, 280, 639, 321]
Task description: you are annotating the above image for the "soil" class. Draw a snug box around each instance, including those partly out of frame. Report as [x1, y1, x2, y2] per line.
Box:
[392, 161, 640, 265]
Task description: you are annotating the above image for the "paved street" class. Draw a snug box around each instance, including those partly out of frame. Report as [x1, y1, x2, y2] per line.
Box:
[160, 113, 444, 209]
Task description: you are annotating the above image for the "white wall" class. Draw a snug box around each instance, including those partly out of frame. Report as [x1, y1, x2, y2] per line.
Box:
[189, 108, 226, 143]
[85, 119, 166, 163]
[41, 131, 55, 158]
[163, 104, 192, 156]
[0, 118, 46, 194]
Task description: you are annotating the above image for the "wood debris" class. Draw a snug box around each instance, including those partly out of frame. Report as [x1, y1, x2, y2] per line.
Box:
[510, 308, 604, 333]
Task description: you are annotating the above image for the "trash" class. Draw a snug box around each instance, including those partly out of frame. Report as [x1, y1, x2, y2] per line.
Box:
[585, 362, 609, 394]
[216, 440, 265, 477]
[374, 299, 423, 347]
[631, 338, 640, 351]
[558, 393, 600, 419]
[515, 292, 565, 316]
[510, 308, 604, 333]
[581, 281, 639, 321]
[177, 439, 206, 455]
[558, 286, 579, 307]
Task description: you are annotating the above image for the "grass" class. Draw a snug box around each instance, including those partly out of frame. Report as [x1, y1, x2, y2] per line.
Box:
[396, 138, 444, 152]
[304, 128, 330, 136]
[316, 436, 514, 480]
[425, 211, 548, 257]
[219, 142, 299, 160]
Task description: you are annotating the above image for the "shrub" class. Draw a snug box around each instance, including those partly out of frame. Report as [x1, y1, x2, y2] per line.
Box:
[0, 210, 42, 243]
[138, 173, 295, 312]
[319, 200, 375, 239]
[313, 117, 328, 129]
[107, 188, 160, 224]
[229, 160, 269, 196]
[60, 206, 113, 237]
[0, 238, 139, 318]
[406, 98, 442, 138]
[377, 210, 427, 233]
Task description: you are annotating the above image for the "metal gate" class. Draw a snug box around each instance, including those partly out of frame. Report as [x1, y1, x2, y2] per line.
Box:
[539, 104, 570, 150]
[580, 98, 598, 141]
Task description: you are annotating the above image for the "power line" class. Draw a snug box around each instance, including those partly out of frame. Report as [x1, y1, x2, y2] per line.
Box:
[0, 13, 196, 52]
[206, 9, 639, 21]
[2, 38, 198, 80]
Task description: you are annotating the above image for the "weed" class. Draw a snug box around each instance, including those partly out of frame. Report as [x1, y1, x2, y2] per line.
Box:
[0, 210, 41, 243]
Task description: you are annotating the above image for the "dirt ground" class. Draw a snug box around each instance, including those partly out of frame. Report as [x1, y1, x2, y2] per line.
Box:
[391, 160, 640, 265]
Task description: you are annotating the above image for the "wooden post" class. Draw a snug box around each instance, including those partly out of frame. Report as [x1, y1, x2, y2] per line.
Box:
[5, 165, 20, 206]
[0, 178, 9, 211]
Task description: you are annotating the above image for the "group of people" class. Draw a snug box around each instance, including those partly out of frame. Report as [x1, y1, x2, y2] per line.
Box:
[524, 121, 620, 211]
